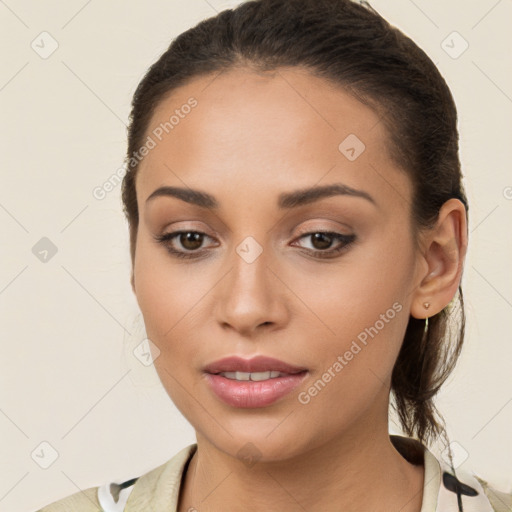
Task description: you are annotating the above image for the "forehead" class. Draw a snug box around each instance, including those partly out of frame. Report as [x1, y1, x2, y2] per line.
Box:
[135, 66, 410, 211]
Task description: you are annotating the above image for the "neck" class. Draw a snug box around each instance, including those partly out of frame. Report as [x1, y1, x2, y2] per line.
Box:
[178, 419, 425, 512]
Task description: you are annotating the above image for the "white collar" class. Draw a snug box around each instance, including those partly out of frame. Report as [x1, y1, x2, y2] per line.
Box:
[423, 443, 494, 511]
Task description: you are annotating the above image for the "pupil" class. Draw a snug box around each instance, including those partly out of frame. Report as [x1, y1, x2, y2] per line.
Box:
[182, 232, 202, 250]
[312, 233, 332, 250]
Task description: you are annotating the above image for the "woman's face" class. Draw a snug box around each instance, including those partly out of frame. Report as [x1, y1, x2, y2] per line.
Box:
[133, 67, 424, 461]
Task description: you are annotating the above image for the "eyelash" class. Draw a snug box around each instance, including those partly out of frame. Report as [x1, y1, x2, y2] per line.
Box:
[153, 230, 356, 260]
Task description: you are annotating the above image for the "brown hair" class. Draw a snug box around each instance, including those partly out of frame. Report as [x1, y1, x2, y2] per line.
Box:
[121, 0, 468, 447]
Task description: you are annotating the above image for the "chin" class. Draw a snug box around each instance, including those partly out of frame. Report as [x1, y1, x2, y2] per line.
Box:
[198, 419, 317, 465]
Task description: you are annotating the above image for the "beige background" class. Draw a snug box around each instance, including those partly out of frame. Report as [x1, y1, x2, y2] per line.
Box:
[1, 1, 511, 511]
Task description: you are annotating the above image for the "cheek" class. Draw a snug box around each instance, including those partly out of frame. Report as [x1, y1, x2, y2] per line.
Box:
[291, 238, 414, 401]
[132, 239, 220, 390]
[289, 235, 413, 343]
[133, 236, 202, 337]
[133, 251, 202, 404]
[304, 286, 408, 392]
[294, 296, 409, 437]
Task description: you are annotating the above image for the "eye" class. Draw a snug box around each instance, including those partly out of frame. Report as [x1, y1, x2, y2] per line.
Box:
[153, 230, 215, 259]
[292, 231, 356, 259]
[153, 230, 356, 260]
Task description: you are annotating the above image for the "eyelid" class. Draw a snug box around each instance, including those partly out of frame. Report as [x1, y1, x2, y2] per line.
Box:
[293, 222, 353, 235]
[289, 218, 355, 242]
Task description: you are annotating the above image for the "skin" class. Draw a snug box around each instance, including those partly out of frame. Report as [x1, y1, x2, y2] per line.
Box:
[131, 66, 467, 512]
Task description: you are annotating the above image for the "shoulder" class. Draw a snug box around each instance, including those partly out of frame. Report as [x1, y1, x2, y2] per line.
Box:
[35, 474, 143, 512]
[391, 435, 512, 512]
[430, 447, 512, 512]
[36, 476, 141, 512]
[35, 444, 197, 512]
[35, 486, 102, 511]
[476, 476, 512, 512]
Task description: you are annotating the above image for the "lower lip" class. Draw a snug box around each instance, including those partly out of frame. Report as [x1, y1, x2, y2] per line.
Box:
[204, 372, 308, 408]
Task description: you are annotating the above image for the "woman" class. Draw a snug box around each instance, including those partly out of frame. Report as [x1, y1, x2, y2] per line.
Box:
[38, 0, 511, 510]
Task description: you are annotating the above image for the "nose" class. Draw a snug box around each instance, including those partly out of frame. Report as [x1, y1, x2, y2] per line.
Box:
[215, 240, 290, 338]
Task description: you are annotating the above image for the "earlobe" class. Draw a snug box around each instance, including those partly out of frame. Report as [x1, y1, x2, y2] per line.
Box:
[410, 198, 468, 319]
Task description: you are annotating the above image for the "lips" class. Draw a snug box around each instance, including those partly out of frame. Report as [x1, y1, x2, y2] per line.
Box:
[202, 356, 309, 408]
[203, 355, 307, 375]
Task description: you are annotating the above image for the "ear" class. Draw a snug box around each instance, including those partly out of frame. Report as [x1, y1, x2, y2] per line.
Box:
[410, 198, 468, 319]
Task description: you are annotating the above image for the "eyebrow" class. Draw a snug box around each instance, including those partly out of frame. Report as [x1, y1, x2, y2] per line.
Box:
[145, 183, 376, 209]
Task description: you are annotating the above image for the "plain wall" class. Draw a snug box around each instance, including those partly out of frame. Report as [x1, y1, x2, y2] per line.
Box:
[1, 1, 511, 511]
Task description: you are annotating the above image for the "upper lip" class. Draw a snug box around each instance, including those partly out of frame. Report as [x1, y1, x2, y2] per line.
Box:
[203, 356, 307, 374]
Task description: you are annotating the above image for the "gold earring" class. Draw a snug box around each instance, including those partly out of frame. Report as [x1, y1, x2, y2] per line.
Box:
[423, 303, 430, 334]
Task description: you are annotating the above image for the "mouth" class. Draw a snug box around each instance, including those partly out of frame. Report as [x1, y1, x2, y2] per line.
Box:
[203, 355, 309, 408]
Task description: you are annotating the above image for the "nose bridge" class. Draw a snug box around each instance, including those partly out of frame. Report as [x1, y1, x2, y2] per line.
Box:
[231, 234, 272, 304]
[217, 233, 284, 333]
